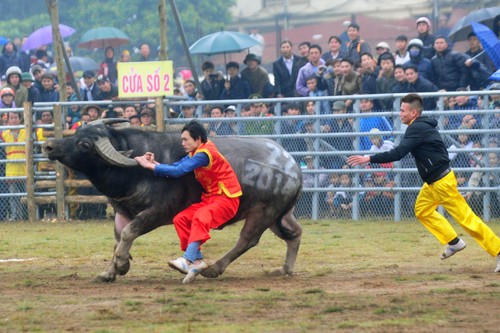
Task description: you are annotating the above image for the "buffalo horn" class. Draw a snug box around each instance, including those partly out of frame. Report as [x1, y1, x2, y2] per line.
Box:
[95, 137, 138, 167]
[88, 118, 130, 126]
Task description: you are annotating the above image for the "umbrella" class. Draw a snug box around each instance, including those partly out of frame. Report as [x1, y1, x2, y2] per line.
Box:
[0, 36, 8, 46]
[50, 56, 99, 73]
[471, 22, 500, 70]
[189, 30, 262, 56]
[22, 24, 76, 51]
[490, 69, 500, 81]
[448, 7, 500, 42]
[78, 27, 130, 49]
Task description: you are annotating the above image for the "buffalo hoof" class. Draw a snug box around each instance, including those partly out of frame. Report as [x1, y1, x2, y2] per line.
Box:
[265, 266, 292, 277]
[92, 273, 116, 283]
[116, 259, 130, 276]
[200, 265, 220, 278]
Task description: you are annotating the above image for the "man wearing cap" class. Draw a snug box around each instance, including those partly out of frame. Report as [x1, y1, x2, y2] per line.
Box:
[21, 72, 41, 103]
[2, 66, 28, 107]
[220, 61, 252, 100]
[404, 38, 434, 83]
[394, 35, 410, 65]
[375, 42, 390, 57]
[140, 108, 156, 127]
[415, 17, 436, 60]
[81, 70, 101, 101]
[240, 53, 270, 97]
[95, 74, 118, 100]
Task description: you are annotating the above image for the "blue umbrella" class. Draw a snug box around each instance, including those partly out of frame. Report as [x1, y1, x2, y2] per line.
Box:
[472, 22, 500, 69]
[0, 36, 8, 46]
[189, 30, 261, 56]
[448, 7, 500, 42]
[471, 22, 500, 70]
[22, 24, 76, 51]
[490, 69, 500, 81]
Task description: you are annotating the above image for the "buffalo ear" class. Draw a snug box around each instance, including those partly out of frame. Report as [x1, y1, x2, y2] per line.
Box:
[120, 150, 134, 158]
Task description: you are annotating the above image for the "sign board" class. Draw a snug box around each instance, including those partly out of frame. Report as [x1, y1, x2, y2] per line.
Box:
[117, 61, 173, 98]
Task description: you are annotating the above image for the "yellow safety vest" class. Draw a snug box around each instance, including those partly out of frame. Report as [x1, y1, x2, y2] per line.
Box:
[2, 129, 26, 177]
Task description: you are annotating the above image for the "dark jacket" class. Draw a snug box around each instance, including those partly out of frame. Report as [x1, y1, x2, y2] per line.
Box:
[404, 45, 434, 82]
[370, 116, 450, 184]
[418, 32, 436, 60]
[27, 86, 41, 103]
[81, 84, 102, 101]
[0, 44, 22, 76]
[220, 75, 252, 100]
[465, 48, 496, 74]
[404, 77, 439, 110]
[40, 87, 59, 103]
[431, 49, 469, 91]
[201, 77, 224, 101]
[95, 84, 119, 100]
[272, 54, 303, 97]
[346, 36, 371, 66]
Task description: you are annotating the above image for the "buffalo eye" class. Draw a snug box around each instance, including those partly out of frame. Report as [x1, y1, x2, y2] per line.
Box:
[79, 140, 93, 151]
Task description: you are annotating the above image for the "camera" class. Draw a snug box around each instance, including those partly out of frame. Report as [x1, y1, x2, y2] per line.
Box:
[209, 73, 219, 80]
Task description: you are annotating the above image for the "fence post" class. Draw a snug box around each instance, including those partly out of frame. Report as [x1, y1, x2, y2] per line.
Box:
[155, 97, 165, 132]
[53, 104, 66, 221]
[24, 102, 36, 222]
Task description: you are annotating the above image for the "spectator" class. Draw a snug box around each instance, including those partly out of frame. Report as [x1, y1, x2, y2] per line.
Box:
[0, 87, 15, 108]
[71, 108, 92, 130]
[30, 64, 44, 93]
[120, 49, 131, 63]
[357, 98, 393, 150]
[394, 35, 410, 65]
[138, 43, 152, 62]
[321, 36, 346, 62]
[431, 36, 469, 92]
[99, 46, 118, 84]
[296, 44, 325, 97]
[2, 66, 28, 107]
[182, 79, 200, 101]
[403, 65, 438, 110]
[306, 76, 329, 114]
[298, 41, 311, 62]
[140, 107, 156, 128]
[20, 72, 41, 104]
[2, 111, 27, 220]
[404, 38, 434, 83]
[330, 171, 354, 218]
[280, 103, 307, 162]
[375, 41, 391, 59]
[360, 53, 380, 108]
[248, 28, 264, 59]
[82, 105, 101, 122]
[338, 58, 362, 109]
[322, 58, 343, 96]
[345, 23, 371, 67]
[362, 171, 395, 216]
[0, 41, 22, 76]
[448, 126, 474, 169]
[178, 105, 196, 119]
[339, 20, 351, 52]
[220, 62, 252, 100]
[129, 115, 141, 127]
[65, 83, 80, 127]
[223, 105, 238, 134]
[392, 64, 408, 93]
[124, 104, 138, 119]
[39, 72, 59, 103]
[208, 105, 234, 136]
[322, 101, 354, 168]
[465, 32, 496, 74]
[200, 61, 224, 101]
[376, 53, 396, 110]
[368, 128, 394, 153]
[298, 155, 328, 218]
[34, 48, 51, 69]
[272, 40, 303, 97]
[415, 17, 436, 60]
[95, 74, 118, 100]
[240, 53, 270, 97]
[81, 70, 101, 101]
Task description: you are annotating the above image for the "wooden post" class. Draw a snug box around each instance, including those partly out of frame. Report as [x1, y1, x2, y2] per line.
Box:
[46, 0, 68, 103]
[155, 97, 165, 132]
[53, 104, 66, 221]
[24, 102, 37, 223]
[158, 0, 168, 61]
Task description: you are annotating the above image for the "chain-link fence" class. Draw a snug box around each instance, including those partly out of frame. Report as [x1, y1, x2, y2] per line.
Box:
[2, 90, 499, 222]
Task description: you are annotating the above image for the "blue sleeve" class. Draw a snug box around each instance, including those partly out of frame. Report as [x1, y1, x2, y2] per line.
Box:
[154, 153, 209, 178]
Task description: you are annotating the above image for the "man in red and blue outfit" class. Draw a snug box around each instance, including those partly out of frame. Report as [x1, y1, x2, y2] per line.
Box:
[135, 120, 242, 283]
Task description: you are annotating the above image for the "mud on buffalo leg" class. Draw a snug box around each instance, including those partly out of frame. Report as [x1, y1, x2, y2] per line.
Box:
[267, 208, 302, 276]
[201, 216, 270, 278]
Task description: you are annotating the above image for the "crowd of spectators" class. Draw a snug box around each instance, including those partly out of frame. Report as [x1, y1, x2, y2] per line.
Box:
[0, 15, 498, 220]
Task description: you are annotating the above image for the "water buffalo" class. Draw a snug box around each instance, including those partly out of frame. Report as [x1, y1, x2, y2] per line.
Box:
[43, 120, 303, 282]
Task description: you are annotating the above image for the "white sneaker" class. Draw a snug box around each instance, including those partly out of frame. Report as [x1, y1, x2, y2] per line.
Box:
[494, 255, 500, 273]
[168, 257, 191, 274]
[182, 260, 208, 284]
[440, 239, 467, 260]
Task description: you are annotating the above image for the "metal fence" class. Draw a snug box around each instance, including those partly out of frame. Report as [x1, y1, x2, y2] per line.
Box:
[1, 90, 499, 222]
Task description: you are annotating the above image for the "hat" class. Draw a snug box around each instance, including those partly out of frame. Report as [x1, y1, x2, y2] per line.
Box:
[226, 61, 239, 70]
[332, 101, 346, 111]
[396, 34, 408, 42]
[416, 17, 431, 26]
[30, 64, 43, 74]
[82, 70, 95, 78]
[342, 20, 351, 28]
[97, 74, 110, 83]
[6, 66, 22, 78]
[369, 128, 382, 138]
[21, 72, 33, 82]
[248, 93, 262, 99]
[407, 38, 424, 49]
[376, 42, 390, 50]
[140, 108, 154, 116]
[224, 105, 236, 113]
[243, 53, 261, 65]
[0, 87, 14, 97]
[304, 155, 313, 160]
[80, 105, 101, 116]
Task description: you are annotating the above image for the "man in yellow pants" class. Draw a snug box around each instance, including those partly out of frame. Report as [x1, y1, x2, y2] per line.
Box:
[348, 93, 500, 272]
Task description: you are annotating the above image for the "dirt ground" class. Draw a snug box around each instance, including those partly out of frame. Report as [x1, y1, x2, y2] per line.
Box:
[1, 221, 499, 332]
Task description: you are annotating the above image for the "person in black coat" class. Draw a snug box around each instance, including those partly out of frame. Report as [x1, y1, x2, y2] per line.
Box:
[403, 64, 438, 110]
[431, 36, 469, 91]
[272, 40, 304, 97]
[220, 62, 251, 100]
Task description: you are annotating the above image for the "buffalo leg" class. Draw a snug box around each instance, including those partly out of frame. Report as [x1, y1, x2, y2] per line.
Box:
[202, 215, 269, 278]
[267, 209, 302, 276]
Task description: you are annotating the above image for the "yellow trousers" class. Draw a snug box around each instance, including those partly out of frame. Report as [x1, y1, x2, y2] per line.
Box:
[414, 170, 500, 257]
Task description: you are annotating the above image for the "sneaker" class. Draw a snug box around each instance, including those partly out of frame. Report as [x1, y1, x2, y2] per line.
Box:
[182, 260, 208, 284]
[495, 255, 500, 273]
[440, 239, 467, 260]
[168, 257, 191, 274]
